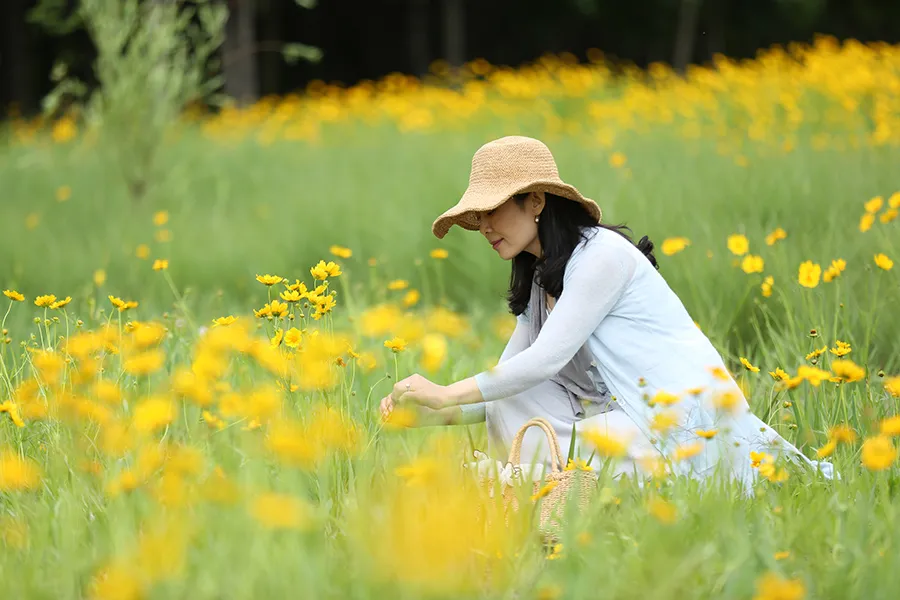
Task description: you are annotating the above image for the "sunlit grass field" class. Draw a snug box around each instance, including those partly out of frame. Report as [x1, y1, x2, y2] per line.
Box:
[1, 36, 900, 599]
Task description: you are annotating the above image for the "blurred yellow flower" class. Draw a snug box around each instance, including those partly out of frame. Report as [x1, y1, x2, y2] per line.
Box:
[93, 269, 107, 286]
[430, 248, 449, 259]
[135, 244, 150, 259]
[25, 213, 40, 230]
[152, 259, 168, 271]
[752, 572, 805, 600]
[124, 350, 165, 376]
[609, 151, 627, 168]
[797, 260, 821, 288]
[581, 429, 628, 458]
[0, 451, 41, 491]
[387, 279, 409, 291]
[797, 365, 831, 386]
[0, 401, 25, 428]
[696, 429, 718, 439]
[865, 196, 884, 213]
[874, 253, 893, 271]
[727, 234, 749, 256]
[55, 185, 71, 202]
[823, 258, 846, 282]
[886, 377, 900, 398]
[250, 492, 311, 530]
[761, 275, 774, 297]
[647, 497, 677, 524]
[3, 290, 24, 302]
[764, 227, 787, 246]
[861, 435, 898, 471]
[880, 208, 898, 223]
[420, 333, 448, 373]
[329, 245, 352, 259]
[153, 210, 169, 226]
[741, 254, 764, 274]
[880, 414, 900, 435]
[859, 212, 875, 232]
[672, 442, 704, 461]
[661, 237, 690, 256]
[531, 480, 558, 502]
[649, 390, 680, 406]
[402, 289, 421, 307]
[831, 359, 864, 383]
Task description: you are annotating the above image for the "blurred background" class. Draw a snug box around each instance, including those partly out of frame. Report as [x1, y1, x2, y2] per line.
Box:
[3, 0, 900, 115]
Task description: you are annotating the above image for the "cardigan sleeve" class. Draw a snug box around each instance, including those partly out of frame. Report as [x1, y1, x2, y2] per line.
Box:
[458, 312, 531, 424]
[473, 235, 637, 402]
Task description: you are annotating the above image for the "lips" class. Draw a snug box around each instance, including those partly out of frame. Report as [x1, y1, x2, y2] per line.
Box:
[491, 239, 502, 249]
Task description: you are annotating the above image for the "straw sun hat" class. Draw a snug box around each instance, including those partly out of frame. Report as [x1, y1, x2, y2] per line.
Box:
[432, 136, 603, 239]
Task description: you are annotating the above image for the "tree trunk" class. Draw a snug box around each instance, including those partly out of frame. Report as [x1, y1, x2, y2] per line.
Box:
[703, 0, 725, 61]
[407, 0, 430, 77]
[259, 0, 282, 96]
[672, 0, 701, 73]
[224, 0, 259, 106]
[441, 0, 464, 67]
[3, 0, 38, 114]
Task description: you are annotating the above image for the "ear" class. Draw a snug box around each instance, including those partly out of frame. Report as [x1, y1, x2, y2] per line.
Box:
[531, 191, 546, 215]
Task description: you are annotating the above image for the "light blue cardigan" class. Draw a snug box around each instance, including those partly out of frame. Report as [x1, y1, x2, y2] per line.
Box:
[464, 227, 833, 490]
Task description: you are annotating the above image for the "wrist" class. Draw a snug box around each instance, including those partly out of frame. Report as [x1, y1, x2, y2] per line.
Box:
[445, 377, 484, 408]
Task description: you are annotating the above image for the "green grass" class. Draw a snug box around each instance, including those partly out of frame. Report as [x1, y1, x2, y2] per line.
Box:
[1, 113, 900, 599]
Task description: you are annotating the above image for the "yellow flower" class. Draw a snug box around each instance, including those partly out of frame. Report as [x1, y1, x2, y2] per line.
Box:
[830, 340, 851, 357]
[280, 289, 304, 303]
[890, 192, 900, 209]
[822, 258, 847, 283]
[284, 327, 303, 349]
[310, 260, 342, 280]
[387, 279, 409, 291]
[3, 290, 24, 302]
[865, 196, 884, 213]
[859, 213, 875, 232]
[123, 350, 165, 376]
[384, 337, 407, 353]
[696, 429, 718, 439]
[0, 451, 42, 491]
[797, 261, 821, 288]
[741, 254, 764, 274]
[419, 333, 448, 373]
[647, 497, 677, 524]
[268, 300, 289, 318]
[108, 296, 139, 312]
[609, 151, 627, 168]
[152, 259, 168, 271]
[34, 294, 57, 308]
[861, 435, 898, 471]
[830, 359, 865, 383]
[256, 274, 284, 286]
[212, 316, 237, 327]
[0, 401, 25, 428]
[752, 571, 805, 600]
[672, 442, 704, 461]
[816, 439, 837, 458]
[564, 458, 593, 472]
[874, 253, 893, 271]
[153, 210, 169, 226]
[769, 367, 790, 381]
[25, 213, 40, 230]
[880, 414, 900, 435]
[740, 357, 760, 373]
[708, 366, 732, 381]
[649, 390, 680, 406]
[49, 296, 72, 309]
[805, 345, 827, 361]
[797, 365, 832, 386]
[155, 229, 172, 243]
[270, 329, 284, 347]
[759, 462, 789, 483]
[429, 248, 449, 260]
[55, 185, 72, 202]
[828, 424, 858, 444]
[660, 237, 690, 256]
[250, 493, 311, 530]
[885, 377, 900, 398]
[880, 208, 899, 223]
[750, 451, 773, 468]
[93, 269, 106, 286]
[726, 234, 749, 256]
[135, 244, 150, 259]
[760, 275, 774, 298]
[329, 245, 352, 259]
[531, 480, 558, 502]
[402, 289, 421, 307]
[764, 227, 787, 246]
[581, 429, 628, 458]
[132, 395, 175, 434]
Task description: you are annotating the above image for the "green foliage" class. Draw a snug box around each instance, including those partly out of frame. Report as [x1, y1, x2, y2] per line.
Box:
[43, 0, 228, 203]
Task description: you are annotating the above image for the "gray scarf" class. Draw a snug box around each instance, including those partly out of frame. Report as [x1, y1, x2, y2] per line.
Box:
[529, 278, 614, 418]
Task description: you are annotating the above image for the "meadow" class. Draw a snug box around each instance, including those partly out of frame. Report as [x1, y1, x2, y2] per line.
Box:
[1, 35, 900, 599]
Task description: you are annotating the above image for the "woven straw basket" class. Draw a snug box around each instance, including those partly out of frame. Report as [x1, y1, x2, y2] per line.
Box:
[482, 417, 598, 536]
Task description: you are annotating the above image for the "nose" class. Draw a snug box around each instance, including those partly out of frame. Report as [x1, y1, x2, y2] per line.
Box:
[478, 213, 491, 235]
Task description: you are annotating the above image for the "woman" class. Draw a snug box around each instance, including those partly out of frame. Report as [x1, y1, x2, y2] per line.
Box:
[380, 135, 832, 491]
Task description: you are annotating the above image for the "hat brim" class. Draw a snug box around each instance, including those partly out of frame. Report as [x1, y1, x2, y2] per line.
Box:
[431, 180, 602, 239]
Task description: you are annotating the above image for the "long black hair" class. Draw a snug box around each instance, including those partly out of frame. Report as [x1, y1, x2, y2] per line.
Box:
[507, 192, 658, 316]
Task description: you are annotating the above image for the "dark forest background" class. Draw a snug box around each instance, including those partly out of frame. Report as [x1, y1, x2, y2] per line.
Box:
[2, 0, 900, 117]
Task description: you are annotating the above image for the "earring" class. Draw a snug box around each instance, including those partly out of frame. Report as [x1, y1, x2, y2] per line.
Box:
[534, 216, 540, 223]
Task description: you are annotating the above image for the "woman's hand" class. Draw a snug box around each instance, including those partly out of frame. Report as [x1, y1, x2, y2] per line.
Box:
[390, 373, 452, 411]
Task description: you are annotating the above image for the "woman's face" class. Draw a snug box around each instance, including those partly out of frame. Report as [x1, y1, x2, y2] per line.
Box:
[477, 192, 545, 259]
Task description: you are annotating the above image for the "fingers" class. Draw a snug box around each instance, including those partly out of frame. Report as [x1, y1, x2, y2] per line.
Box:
[380, 395, 394, 420]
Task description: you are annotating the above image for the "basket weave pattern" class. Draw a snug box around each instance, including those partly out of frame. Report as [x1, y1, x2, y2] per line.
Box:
[481, 417, 598, 534]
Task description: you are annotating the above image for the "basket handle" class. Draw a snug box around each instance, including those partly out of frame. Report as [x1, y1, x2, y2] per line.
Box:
[507, 417, 565, 473]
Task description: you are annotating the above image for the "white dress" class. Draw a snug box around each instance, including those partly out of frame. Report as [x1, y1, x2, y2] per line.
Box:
[462, 227, 833, 491]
